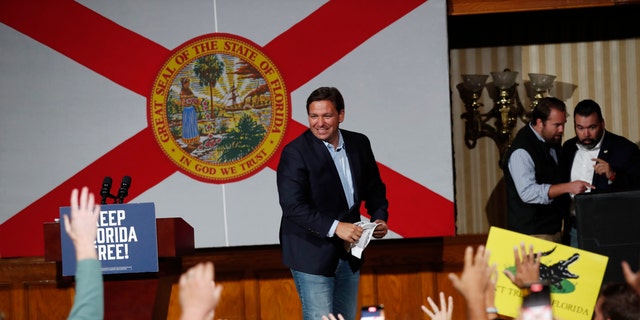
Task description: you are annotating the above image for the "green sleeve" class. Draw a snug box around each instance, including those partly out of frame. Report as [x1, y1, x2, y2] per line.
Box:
[67, 259, 104, 320]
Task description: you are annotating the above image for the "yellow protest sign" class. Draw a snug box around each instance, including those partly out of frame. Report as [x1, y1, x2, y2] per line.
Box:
[486, 227, 608, 320]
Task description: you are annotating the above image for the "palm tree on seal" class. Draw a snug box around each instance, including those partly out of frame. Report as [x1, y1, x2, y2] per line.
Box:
[193, 55, 224, 125]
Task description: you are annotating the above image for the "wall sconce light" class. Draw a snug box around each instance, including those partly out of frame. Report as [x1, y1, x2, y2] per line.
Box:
[528, 73, 556, 115]
[460, 74, 490, 149]
[459, 69, 556, 163]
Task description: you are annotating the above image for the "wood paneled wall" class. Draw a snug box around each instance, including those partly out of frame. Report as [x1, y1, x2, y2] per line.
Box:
[0, 236, 487, 320]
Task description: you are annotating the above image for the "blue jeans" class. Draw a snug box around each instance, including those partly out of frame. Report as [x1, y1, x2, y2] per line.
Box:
[290, 259, 360, 320]
[570, 226, 578, 248]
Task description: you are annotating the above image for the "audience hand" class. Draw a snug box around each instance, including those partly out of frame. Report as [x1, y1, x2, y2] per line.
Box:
[322, 313, 345, 320]
[421, 291, 453, 320]
[449, 246, 494, 299]
[448, 245, 495, 320]
[503, 242, 540, 288]
[179, 262, 223, 320]
[63, 187, 100, 260]
[622, 260, 640, 295]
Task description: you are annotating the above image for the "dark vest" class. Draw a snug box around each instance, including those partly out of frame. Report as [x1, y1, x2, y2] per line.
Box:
[503, 126, 568, 235]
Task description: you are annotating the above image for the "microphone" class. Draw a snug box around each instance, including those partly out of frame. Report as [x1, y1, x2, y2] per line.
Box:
[100, 177, 112, 204]
[116, 176, 132, 204]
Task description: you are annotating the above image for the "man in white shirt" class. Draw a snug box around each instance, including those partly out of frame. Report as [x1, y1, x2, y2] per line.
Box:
[561, 99, 640, 246]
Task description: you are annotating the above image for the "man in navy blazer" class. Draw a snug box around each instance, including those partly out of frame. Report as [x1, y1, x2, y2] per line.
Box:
[561, 99, 640, 246]
[277, 87, 389, 320]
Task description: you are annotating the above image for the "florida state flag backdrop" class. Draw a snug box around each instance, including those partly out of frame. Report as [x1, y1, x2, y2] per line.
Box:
[0, 0, 454, 257]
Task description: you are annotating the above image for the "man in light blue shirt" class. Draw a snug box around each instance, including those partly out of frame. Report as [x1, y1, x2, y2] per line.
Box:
[503, 97, 593, 242]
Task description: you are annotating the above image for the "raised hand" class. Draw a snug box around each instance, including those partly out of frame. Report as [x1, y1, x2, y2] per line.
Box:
[504, 242, 540, 288]
[179, 262, 224, 320]
[63, 187, 100, 260]
[622, 260, 640, 295]
[448, 246, 495, 320]
[421, 291, 453, 320]
[322, 313, 345, 320]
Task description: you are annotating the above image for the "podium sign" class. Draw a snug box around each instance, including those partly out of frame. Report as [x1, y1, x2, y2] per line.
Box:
[60, 202, 159, 276]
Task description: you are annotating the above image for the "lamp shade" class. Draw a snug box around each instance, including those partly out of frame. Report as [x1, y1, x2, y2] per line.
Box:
[462, 74, 489, 92]
[528, 73, 556, 92]
[490, 70, 518, 89]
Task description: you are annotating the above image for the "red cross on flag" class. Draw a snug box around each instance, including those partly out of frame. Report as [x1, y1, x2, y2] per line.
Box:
[0, 0, 455, 257]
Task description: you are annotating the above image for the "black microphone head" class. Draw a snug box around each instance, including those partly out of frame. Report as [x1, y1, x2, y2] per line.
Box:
[121, 176, 131, 188]
[100, 176, 112, 197]
[117, 176, 132, 203]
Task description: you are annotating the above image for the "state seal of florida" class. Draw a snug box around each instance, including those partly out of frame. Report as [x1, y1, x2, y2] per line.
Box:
[149, 33, 289, 182]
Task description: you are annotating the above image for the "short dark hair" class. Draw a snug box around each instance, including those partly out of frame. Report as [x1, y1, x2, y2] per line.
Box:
[530, 97, 566, 125]
[306, 87, 345, 113]
[599, 282, 640, 320]
[574, 99, 604, 122]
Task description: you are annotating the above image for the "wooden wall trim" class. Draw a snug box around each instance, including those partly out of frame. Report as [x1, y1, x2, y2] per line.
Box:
[447, 0, 639, 16]
[181, 235, 487, 270]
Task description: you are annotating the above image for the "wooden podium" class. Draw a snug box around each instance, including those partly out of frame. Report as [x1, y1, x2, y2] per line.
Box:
[44, 217, 194, 320]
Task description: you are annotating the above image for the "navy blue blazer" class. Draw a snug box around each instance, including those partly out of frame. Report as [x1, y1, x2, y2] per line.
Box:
[561, 130, 640, 192]
[276, 129, 389, 276]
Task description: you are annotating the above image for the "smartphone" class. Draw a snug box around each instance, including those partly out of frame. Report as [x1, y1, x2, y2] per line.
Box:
[521, 283, 553, 320]
[360, 304, 385, 320]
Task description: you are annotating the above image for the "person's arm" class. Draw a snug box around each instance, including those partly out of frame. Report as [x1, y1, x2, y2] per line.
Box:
[64, 187, 103, 320]
[485, 266, 499, 320]
[179, 262, 223, 320]
[356, 134, 389, 238]
[276, 144, 337, 237]
[67, 259, 103, 320]
[596, 139, 640, 188]
[509, 149, 594, 201]
[508, 149, 553, 204]
[624, 142, 640, 188]
[548, 180, 594, 199]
